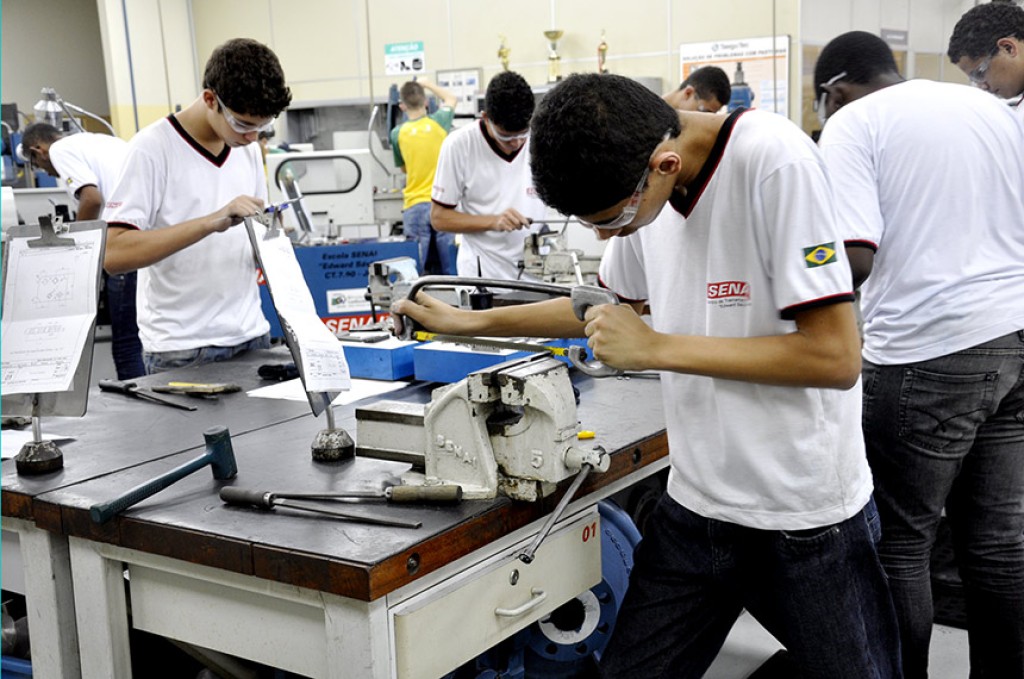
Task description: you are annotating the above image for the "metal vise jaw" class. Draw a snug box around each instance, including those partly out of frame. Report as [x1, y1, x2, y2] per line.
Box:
[422, 354, 606, 500]
[356, 354, 609, 500]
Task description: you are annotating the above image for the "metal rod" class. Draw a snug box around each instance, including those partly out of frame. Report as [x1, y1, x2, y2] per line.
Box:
[518, 465, 592, 564]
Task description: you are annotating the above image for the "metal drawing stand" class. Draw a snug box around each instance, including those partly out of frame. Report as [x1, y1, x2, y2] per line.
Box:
[2, 216, 106, 475]
[244, 216, 354, 462]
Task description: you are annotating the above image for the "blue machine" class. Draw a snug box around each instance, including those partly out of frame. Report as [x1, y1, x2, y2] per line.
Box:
[258, 239, 419, 337]
[728, 61, 755, 112]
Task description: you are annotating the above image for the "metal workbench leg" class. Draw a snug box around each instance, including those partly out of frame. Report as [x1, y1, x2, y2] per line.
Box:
[323, 594, 392, 679]
[13, 521, 82, 679]
[69, 536, 133, 678]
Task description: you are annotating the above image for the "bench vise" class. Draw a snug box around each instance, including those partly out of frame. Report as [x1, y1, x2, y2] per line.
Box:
[356, 354, 609, 500]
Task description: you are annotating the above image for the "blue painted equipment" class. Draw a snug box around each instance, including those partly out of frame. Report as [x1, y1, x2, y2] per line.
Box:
[728, 61, 755, 112]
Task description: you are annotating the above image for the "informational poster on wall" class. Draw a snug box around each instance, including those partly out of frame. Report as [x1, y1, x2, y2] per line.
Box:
[678, 36, 790, 115]
[437, 68, 482, 116]
[385, 41, 426, 75]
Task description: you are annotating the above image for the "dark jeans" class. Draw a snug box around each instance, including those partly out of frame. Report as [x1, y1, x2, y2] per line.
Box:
[403, 201, 456, 275]
[863, 330, 1024, 679]
[143, 334, 271, 375]
[598, 494, 901, 678]
[104, 271, 145, 380]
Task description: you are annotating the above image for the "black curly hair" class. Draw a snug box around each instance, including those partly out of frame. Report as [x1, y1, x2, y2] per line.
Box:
[948, 2, 1024, 62]
[813, 31, 899, 93]
[680, 66, 732, 108]
[483, 72, 534, 132]
[529, 73, 681, 217]
[203, 38, 292, 118]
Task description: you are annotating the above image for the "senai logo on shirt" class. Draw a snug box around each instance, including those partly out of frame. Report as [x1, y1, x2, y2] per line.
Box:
[803, 242, 837, 268]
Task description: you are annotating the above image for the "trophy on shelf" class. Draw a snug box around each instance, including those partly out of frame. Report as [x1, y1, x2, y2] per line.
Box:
[498, 34, 511, 72]
[544, 29, 565, 83]
[597, 30, 609, 74]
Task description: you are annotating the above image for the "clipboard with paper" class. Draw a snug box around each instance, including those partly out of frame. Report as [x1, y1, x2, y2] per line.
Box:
[2, 215, 106, 474]
[243, 215, 352, 419]
[2, 215, 106, 418]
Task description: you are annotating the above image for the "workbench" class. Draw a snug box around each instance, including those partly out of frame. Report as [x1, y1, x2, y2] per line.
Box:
[1, 350, 667, 678]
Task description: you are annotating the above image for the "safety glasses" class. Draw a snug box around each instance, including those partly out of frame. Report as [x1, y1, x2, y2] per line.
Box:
[215, 93, 276, 135]
[814, 71, 848, 126]
[577, 129, 672, 231]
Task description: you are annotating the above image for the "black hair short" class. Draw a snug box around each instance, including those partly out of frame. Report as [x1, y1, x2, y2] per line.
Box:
[814, 31, 899, 92]
[948, 2, 1024, 62]
[483, 72, 534, 132]
[203, 38, 292, 118]
[680, 66, 732, 108]
[530, 73, 681, 217]
[20, 122, 63, 149]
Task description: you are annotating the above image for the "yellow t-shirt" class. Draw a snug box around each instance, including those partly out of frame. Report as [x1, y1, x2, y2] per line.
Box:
[390, 109, 454, 210]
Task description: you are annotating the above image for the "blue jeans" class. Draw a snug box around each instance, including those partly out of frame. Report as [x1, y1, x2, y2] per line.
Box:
[598, 494, 901, 678]
[403, 201, 456, 275]
[104, 271, 145, 380]
[143, 334, 271, 375]
[862, 330, 1024, 679]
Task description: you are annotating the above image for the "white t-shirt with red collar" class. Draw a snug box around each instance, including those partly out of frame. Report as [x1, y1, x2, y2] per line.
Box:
[431, 120, 547, 280]
[599, 109, 870, 531]
[103, 115, 269, 353]
[819, 80, 1024, 365]
[48, 132, 128, 205]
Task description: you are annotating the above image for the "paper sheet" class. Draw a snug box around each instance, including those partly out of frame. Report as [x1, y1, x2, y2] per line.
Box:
[247, 377, 407, 405]
[1, 429, 76, 460]
[1, 229, 102, 394]
[254, 226, 352, 393]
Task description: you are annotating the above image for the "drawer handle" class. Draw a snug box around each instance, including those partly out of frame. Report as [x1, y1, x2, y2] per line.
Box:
[495, 588, 547, 618]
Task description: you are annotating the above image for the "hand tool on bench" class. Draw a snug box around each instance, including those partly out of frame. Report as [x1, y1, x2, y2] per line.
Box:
[410, 331, 575, 358]
[218, 487, 423, 528]
[244, 484, 463, 505]
[90, 426, 237, 523]
[98, 379, 198, 411]
[151, 382, 242, 396]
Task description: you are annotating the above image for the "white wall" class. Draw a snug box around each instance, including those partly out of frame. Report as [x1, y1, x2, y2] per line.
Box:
[0, 0, 110, 126]
[801, 0, 976, 80]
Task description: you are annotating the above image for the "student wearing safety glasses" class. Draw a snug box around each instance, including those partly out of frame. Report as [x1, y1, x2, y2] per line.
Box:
[948, 1, 1024, 123]
[102, 38, 291, 374]
[816, 30, 1024, 679]
[430, 71, 547, 281]
[396, 72, 901, 678]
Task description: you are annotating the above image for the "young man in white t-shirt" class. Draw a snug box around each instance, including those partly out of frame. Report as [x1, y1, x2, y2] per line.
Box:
[20, 123, 144, 380]
[948, 2, 1024, 123]
[430, 71, 546, 281]
[103, 38, 291, 374]
[816, 31, 1024, 679]
[396, 73, 900, 678]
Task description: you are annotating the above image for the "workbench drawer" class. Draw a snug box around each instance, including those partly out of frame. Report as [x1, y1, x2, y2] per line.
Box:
[391, 509, 602, 679]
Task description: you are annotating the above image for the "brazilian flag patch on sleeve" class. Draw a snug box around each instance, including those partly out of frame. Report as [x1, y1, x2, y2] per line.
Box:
[803, 242, 837, 268]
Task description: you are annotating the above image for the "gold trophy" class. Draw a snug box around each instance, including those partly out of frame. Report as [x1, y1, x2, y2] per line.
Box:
[544, 29, 565, 83]
[498, 35, 510, 72]
[597, 30, 609, 74]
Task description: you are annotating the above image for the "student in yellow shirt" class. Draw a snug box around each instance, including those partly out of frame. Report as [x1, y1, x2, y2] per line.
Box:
[390, 78, 458, 274]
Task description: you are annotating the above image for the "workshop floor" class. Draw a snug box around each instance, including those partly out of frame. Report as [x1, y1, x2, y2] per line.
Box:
[706, 612, 969, 678]
[89, 331, 972, 678]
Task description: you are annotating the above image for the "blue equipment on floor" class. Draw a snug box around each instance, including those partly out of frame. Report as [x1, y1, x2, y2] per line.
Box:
[441, 500, 641, 678]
